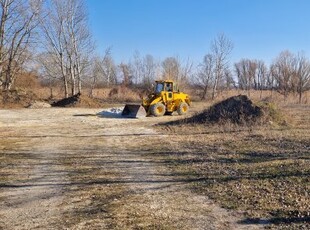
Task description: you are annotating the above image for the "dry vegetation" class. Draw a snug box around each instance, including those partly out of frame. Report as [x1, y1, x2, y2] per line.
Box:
[1, 0, 309, 228]
[1, 79, 309, 109]
[1, 107, 262, 229]
[0, 81, 309, 229]
[154, 101, 310, 229]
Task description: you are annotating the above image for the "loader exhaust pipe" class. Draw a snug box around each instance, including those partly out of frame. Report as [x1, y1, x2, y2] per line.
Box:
[121, 104, 147, 118]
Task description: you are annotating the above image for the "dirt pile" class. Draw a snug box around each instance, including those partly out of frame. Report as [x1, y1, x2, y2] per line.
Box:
[51, 93, 80, 107]
[0, 90, 39, 108]
[51, 93, 104, 108]
[183, 95, 276, 125]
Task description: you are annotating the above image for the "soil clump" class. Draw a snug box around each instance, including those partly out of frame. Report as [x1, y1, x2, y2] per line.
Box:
[0, 90, 39, 108]
[170, 95, 284, 126]
[192, 95, 262, 124]
[51, 93, 104, 108]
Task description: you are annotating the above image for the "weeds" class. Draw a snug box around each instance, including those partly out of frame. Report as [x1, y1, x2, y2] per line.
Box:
[155, 103, 310, 229]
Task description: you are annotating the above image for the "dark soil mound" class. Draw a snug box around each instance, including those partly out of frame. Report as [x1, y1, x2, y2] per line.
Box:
[185, 95, 265, 125]
[51, 93, 104, 108]
[52, 93, 81, 107]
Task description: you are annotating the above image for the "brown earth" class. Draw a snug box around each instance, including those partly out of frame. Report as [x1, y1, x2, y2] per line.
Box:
[0, 90, 109, 109]
[0, 105, 263, 229]
[51, 93, 105, 108]
[168, 95, 285, 126]
[0, 90, 40, 109]
[156, 103, 309, 229]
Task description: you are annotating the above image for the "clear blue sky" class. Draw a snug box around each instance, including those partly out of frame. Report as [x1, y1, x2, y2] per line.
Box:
[86, 0, 310, 66]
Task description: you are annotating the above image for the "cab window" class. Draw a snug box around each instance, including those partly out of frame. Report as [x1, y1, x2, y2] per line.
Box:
[155, 83, 164, 94]
[166, 83, 173, 92]
[173, 84, 178, 92]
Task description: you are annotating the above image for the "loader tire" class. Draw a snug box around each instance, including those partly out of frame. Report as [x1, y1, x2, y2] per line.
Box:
[150, 103, 166, 117]
[177, 102, 189, 115]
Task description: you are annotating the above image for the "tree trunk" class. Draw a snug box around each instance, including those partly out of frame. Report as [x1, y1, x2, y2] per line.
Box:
[89, 87, 93, 98]
[76, 62, 82, 94]
[70, 66, 76, 96]
[201, 84, 208, 100]
[63, 76, 68, 98]
[212, 77, 218, 100]
[50, 86, 53, 99]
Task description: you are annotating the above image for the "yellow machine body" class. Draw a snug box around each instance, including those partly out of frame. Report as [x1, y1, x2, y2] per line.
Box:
[121, 80, 191, 118]
[142, 80, 191, 117]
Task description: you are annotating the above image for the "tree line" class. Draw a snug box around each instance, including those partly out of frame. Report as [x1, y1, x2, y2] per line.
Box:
[0, 0, 309, 103]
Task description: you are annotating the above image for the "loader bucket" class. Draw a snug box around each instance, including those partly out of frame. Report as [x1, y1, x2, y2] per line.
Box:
[121, 104, 147, 118]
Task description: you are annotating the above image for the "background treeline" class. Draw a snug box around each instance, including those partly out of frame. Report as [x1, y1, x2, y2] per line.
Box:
[0, 0, 309, 103]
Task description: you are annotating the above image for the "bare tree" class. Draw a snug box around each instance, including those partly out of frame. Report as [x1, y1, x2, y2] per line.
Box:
[0, 0, 41, 91]
[119, 63, 133, 86]
[39, 0, 93, 98]
[37, 52, 62, 98]
[256, 60, 268, 98]
[131, 51, 143, 85]
[179, 57, 193, 88]
[224, 68, 235, 89]
[266, 68, 273, 87]
[294, 53, 310, 103]
[210, 34, 233, 99]
[270, 51, 296, 101]
[162, 56, 180, 81]
[235, 59, 268, 97]
[196, 54, 214, 99]
[89, 48, 117, 96]
[235, 59, 251, 93]
[162, 56, 192, 88]
[235, 59, 253, 94]
[101, 48, 117, 86]
[197, 34, 233, 100]
[89, 56, 101, 96]
[38, 1, 68, 97]
[92, 48, 116, 83]
[270, 51, 310, 102]
[141, 54, 158, 89]
[128, 52, 159, 90]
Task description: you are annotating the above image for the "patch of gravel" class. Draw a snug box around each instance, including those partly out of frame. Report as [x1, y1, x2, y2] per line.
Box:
[27, 101, 51, 109]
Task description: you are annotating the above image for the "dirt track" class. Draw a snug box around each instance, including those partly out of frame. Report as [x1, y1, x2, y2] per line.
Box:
[0, 108, 262, 229]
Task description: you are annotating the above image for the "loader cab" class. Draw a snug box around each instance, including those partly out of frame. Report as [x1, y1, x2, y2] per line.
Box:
[154, 81, 177, 93]
[165, 82, 174, 100]
[154, 82, 164, 94]
[154, 81, 176, 102]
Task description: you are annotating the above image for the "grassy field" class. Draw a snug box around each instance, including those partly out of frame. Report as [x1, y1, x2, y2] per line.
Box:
[153, 103, 310, 229]
[0, 87, 309, 229]
[1, 107, 262, 229]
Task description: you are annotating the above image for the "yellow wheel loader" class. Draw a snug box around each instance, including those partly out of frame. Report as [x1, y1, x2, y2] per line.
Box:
[122, 80, 191, 118]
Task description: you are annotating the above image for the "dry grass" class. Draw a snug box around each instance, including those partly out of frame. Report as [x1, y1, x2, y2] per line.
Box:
[2, 80, 310, 109]
[0, 99, 308, 229]
[38, 86, 142, 103]
[216, 89, 310, 105]
[154, 103, 310, 229]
